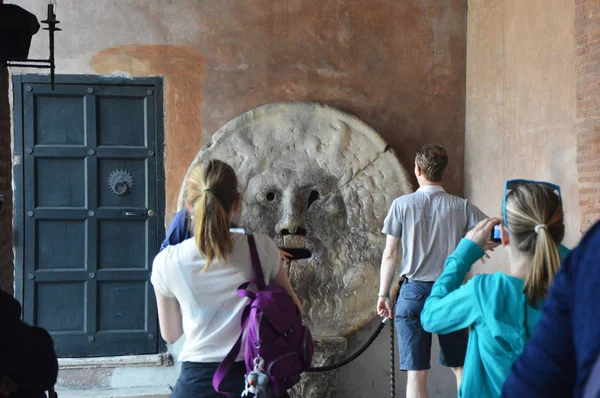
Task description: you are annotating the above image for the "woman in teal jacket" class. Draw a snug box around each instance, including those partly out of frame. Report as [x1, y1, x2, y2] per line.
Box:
[421, 182, 564, 397]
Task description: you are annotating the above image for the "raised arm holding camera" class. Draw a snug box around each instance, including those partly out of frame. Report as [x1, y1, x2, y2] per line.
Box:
[420, 180, 565, 398]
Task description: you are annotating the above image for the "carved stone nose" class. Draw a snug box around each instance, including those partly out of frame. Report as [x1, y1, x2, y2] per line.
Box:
[279, 223, 306, 236]
[276, 215, 306, 236]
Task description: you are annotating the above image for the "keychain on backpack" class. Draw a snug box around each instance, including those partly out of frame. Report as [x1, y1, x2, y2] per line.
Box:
[242, 357, 270, 397]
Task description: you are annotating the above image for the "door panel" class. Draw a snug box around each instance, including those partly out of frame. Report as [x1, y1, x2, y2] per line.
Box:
[97, 96, 146, 147]
[98, 220, 148, 269]
[35, 158, 86, 207]
[98, 281, 147, 331]
[14, 76, 164, 357]
[35, 95, 85, 145]
[36, 220, 86, 269]
[36, 282, 86, 332]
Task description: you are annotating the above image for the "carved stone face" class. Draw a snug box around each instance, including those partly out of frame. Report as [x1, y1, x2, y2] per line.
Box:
[242, 164, 347, 324]
[180, 102, 412, 336]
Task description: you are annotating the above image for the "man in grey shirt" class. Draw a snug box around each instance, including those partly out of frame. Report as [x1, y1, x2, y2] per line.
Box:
[377, 144, 486, 398]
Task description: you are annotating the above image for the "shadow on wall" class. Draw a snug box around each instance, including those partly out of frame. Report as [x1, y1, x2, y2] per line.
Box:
[0, 65, 14, 294]
[90, 45, 206, 224]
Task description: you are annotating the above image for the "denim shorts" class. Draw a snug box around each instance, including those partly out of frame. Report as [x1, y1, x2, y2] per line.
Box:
[394, 279, 468, 371]
[171, 361, 246, 398]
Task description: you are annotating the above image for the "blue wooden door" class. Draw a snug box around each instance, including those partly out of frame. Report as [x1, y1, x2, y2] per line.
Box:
[12, 75, 165, 357]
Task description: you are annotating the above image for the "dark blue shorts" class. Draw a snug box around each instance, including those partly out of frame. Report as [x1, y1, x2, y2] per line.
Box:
[171, 361, 246, 398]
[394, 279, 468, 371]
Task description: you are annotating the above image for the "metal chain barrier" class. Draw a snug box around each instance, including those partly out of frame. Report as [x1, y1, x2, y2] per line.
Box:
[306, 318, 389, 373]
[390, 315, 395, 398]
[307, 280, 402, 398]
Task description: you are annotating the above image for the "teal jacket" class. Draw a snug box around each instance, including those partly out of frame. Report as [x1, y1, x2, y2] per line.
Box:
[421, 239, 543, 398]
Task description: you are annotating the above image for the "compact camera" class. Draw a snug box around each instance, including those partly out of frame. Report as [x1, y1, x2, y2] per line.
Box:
[490, 224, 502, 243]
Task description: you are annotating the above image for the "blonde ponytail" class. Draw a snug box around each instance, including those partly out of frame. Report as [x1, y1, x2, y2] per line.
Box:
[184, 160, 239, 271]
[505, 183, 564, 306]
[524, 224, 562, 305]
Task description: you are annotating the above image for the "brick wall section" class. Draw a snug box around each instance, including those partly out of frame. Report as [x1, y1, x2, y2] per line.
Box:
[0, 65, 14, 294]
[576, 0, 600, 232]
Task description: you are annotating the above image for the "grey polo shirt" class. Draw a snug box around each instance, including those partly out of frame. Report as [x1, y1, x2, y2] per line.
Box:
[382, 185, 487, 282]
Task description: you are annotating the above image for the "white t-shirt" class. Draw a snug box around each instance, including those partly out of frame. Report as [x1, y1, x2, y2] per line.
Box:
[151, 233, 280, 363]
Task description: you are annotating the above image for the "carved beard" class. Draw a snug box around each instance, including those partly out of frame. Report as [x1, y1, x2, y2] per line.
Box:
[289, 232, 380, 335]
[286, 240, 332, 325]
[287, 187, 382, 336]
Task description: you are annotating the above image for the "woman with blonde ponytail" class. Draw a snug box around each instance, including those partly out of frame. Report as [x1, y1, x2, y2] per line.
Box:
[151, 159, 302, 398]
[420, 181, 565, 398]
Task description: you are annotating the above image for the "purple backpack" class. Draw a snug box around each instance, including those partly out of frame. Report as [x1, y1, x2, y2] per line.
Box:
[213, 235, 314, 397]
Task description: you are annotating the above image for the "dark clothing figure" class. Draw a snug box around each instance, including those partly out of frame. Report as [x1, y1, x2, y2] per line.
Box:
[502, 221, 600, 397]
[583, 354, 600, 398]
[160, 209, 242, 252]
[160, 209, 191, 252]
[0, 289, 58, 397]
[170, 361, 246, 398]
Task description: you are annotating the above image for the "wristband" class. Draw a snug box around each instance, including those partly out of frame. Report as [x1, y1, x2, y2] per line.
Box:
[378, 293, 389, 298]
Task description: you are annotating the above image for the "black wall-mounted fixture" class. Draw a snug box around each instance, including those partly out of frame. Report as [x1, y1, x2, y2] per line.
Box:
[1, 2, 60, 89]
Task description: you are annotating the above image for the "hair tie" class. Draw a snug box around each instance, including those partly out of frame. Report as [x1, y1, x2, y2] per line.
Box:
[202, 188, 213, 194]
[534, 224, 548, 233]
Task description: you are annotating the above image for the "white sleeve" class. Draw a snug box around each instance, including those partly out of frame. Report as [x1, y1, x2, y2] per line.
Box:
[255, 234, 281, 282]
[151, 250, 175, 298]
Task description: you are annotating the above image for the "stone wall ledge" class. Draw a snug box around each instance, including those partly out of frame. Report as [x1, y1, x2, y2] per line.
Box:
[58, 354, 174, 369]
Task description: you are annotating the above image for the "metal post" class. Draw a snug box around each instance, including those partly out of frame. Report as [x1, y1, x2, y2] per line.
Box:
[42, 4, 60, 90]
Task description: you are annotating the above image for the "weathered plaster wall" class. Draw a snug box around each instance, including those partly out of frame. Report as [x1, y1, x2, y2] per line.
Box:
[11, 1, 467, 396]
[466, 0, 581, 275]
[18, 0, 468, 224]
[576, 0, 600, 231]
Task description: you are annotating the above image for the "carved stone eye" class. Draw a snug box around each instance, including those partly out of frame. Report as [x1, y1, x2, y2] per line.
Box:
[307, 190, 319, 209]
[266, 192, 275, 201]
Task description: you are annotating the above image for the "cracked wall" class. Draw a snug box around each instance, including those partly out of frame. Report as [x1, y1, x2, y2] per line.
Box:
[11, 1, 468, 396]
[17, 0, 467, 227]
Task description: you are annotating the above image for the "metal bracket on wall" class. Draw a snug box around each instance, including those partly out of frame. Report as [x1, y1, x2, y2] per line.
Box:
[5, 4, 60, 89]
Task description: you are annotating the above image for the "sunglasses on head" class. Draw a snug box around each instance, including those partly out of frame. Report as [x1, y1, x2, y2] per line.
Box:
[502, 179, 562, 227]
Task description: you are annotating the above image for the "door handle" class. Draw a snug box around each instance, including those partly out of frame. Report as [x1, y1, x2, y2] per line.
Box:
[123, 211, 146, 217]
[123, 210, 155, 217]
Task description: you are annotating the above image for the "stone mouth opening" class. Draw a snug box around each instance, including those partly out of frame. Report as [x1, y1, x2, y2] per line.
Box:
[282, 228, 307, 236]
[281, 248, 312, 260]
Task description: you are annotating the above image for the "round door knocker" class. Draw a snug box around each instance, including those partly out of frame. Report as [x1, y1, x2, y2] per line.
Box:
[107, 169, 135, 197]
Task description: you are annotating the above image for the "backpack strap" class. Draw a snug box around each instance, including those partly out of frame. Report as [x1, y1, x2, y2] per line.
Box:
[213, 302, 252, 396]
[247, 234, 266, 290]
[212, 234, 265, 395]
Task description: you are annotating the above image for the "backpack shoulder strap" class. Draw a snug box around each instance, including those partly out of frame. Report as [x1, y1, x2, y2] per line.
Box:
[212, 235, 266, 395]
[213, 303, 252, 396]
[247, 234, 266, 290]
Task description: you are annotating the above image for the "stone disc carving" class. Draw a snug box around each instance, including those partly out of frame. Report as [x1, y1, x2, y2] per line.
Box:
[179, 102, 412, 337]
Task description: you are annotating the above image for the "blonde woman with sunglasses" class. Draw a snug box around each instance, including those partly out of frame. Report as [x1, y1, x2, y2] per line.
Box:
[420, 181, 565, 397]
